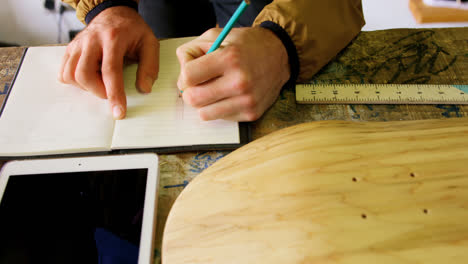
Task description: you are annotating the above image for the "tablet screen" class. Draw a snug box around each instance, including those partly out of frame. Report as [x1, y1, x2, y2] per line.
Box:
[0, 169, 148, 264]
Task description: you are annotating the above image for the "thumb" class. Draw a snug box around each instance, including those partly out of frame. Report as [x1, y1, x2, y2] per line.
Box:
[136, 36, 159, 93]
[176, 40, 213, 69]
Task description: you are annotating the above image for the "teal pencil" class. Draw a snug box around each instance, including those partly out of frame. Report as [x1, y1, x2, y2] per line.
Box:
[207, 0, 250, 54]
[180, 1, 249, 95]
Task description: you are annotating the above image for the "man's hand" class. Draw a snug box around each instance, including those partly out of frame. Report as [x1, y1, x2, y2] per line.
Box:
[176, 27, 290, 121]
[58, 6, 159, 119]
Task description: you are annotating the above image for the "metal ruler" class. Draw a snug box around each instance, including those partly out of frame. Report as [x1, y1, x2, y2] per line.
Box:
[296, 84, 468, 104]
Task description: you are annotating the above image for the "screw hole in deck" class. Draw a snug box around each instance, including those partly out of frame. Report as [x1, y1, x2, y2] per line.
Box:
[423, 209, 429, 214]
[410, 172, 416, 177]
[352, 177, 358, 182]
[361, 214, 367, 219]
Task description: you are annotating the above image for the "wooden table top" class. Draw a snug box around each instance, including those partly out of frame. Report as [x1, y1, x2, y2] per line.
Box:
[1, 27, 467, 263]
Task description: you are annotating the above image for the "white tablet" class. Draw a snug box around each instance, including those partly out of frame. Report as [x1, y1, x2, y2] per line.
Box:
[0, 153, 159, 264]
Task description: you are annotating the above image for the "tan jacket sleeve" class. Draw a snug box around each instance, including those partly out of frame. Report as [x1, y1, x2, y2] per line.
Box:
[62, 0, 138, 24]
[253, 0, 365, 82]
[62, 0, 105, 24]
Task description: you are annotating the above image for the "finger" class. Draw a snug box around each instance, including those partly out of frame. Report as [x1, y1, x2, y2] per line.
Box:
[176, 40, 213, 68]
[178, 51, 226, 92]
[197, 95, 261, 122]
[136, 36, 159, 93]
[175, 35, 218, 94]
[102, 45, 126, 120]
[75, 47, 107, 99]
[62, 49, 81, 86]
[199, 27, 223, 43]
[182, 74, 240, 107]
[58, 52, 70, 83]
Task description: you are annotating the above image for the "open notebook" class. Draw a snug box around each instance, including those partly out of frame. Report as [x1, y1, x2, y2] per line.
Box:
[0, 37, 249, 158]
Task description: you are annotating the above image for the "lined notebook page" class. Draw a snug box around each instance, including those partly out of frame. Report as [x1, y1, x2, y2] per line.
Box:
[0, 47, 114, 156]
[111, 37, 240, 149]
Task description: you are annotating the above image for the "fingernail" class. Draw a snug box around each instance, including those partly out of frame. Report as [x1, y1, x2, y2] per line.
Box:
[144, 76, 154, 93]
[113, 105, 124, 119]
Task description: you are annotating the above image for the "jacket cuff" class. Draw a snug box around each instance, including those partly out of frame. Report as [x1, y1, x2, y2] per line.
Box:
[259, 21, 299, 88]
[85, 0, 138, 24]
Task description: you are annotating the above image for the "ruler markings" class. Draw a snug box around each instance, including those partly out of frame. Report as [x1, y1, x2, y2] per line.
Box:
[296, 84, 468, 104]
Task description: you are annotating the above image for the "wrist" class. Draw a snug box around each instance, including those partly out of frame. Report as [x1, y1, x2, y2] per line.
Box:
[85, 0, 138, 24]
[258, 27, 291, 86]
[259, 21, 299, 89]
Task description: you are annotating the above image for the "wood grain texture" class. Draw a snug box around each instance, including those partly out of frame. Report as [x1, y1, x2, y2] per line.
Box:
[409, 0, 468, 23]
[163, 117, 468, 264]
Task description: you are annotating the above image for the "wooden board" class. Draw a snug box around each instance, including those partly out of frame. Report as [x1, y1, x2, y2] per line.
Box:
[409, 0, 468, 23]
[163, 117, 468, 263]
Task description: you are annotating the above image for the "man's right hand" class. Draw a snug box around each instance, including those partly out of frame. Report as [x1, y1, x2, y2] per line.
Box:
[58, 6, 159, 119]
